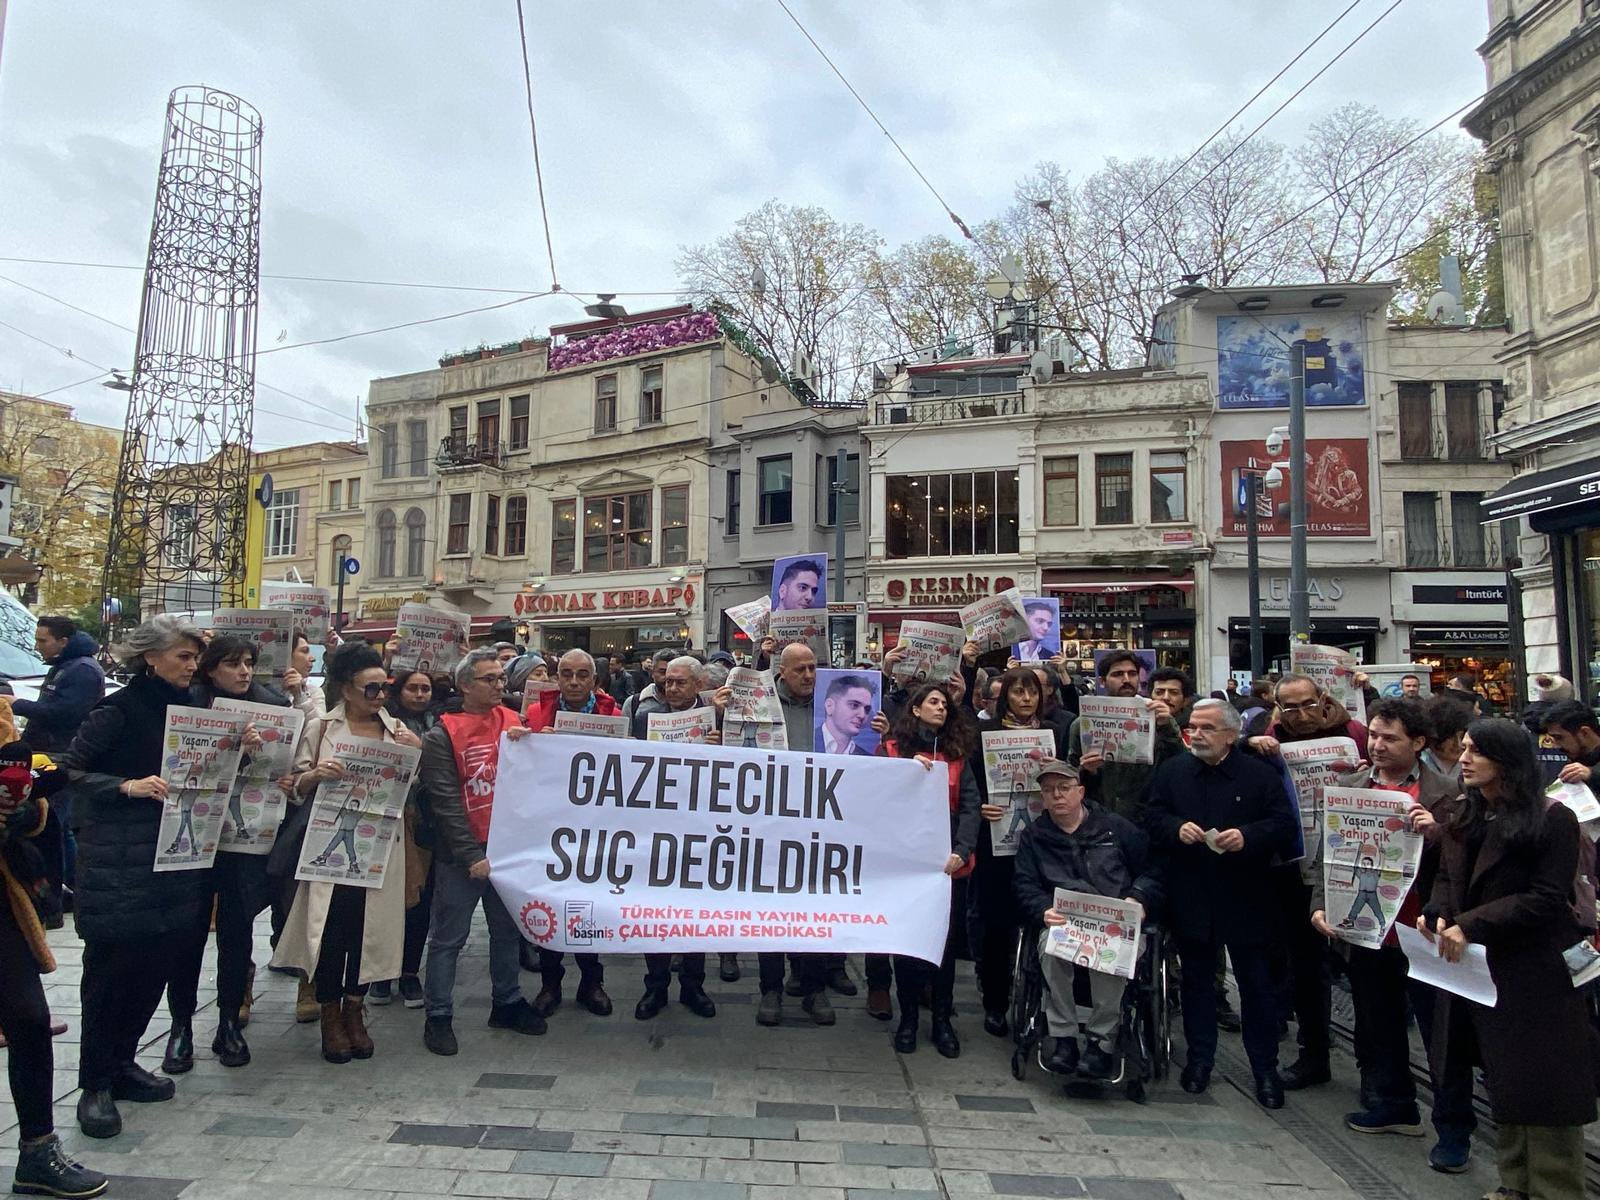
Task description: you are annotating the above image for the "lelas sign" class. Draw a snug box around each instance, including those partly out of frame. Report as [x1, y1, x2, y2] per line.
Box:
[515, 583, 696, 616]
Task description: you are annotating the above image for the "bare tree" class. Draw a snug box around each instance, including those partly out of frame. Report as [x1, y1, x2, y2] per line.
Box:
[863, 234, 987, 353]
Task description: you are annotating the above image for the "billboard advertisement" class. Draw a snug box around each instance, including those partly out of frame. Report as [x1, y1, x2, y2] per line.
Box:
[1216, 313, 1366, 409]
[1219, 439, 1370, 538]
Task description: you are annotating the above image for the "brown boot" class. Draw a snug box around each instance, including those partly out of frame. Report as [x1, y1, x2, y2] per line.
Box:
[342, 995, 374, 1059]
[295, 979, 319, 1024]
[320, 1002, 351, 1064]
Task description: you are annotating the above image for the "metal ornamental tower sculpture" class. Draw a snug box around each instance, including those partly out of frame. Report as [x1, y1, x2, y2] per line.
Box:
[103, 86, 262, 632]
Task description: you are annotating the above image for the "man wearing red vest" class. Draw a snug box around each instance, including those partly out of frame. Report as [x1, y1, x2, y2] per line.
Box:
[419, 649, 546, 1056]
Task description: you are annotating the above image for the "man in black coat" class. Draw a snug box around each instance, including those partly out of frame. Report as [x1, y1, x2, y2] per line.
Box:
[1145, 697, 1297, 1108]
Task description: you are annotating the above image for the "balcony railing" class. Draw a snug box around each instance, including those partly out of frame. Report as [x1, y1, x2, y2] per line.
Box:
[1405, 526, 1505, 570]
[871, 390, 1027, 426]
[436, 436, 505, 470]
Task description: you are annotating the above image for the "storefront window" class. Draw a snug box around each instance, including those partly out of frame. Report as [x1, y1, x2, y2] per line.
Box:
[1582, 528, 1600, 706]
[583, 490, 652, 571]
[886, 470, 1019, 559]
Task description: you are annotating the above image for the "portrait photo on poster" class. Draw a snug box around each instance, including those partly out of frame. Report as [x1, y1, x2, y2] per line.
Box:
[772, 554, 827, 611]
[813, 668, 882, 756]
[1014, 597, 1060, 662]
[1093, 648, 1156, 694]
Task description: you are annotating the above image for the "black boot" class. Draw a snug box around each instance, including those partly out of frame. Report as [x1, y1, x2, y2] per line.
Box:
[212, 1012, 251, 1068]
[12, 1133, 109, 1197]
[161, 1019, 193, 1075]
[930, 1012, 960, 1059]
[892, 1011, 917, 1053]
[75, 1090, 121, 1140]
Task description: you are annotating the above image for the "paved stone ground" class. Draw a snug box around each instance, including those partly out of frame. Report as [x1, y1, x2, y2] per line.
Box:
[1, 917, 1513, 1199]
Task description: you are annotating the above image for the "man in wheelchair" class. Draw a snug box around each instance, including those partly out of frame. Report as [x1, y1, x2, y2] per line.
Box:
[1013, 759, 1159, 1079]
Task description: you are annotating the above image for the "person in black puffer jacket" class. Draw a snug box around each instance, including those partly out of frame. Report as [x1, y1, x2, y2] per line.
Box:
[59, 614, 209, 1141]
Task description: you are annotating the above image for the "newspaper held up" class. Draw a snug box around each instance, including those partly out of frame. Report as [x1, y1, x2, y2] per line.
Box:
[519, 680, 560, 716]
[1321, 786, 1424, 950]
[1279, 736, 1359, 866]
[153, 706, 248, 871]
[1044, 887, 1144, 981]
[725, 595, 772, 643]
[723, 717, 788, 750]
[295, 735, 420, 889]
[391, 603, 470, 674]
[211, 698, 305, 855]
[648, 707, 717, 744]
[1075, 696, 1154, 765]
[768, 610, 828, 664]
[981, 727, 1055, 857]
[260, 583, 334, 643]
[553, 710, 630, 738]
[210, 608, 296, 679]
[726, 667, 784, 723]
[960, 587, 1029, 653]
[1291, 643, 1367, 725]
[890, 621, 964, 687]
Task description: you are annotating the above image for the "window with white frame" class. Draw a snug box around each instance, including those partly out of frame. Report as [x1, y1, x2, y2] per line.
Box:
[266, 488, 300, 558]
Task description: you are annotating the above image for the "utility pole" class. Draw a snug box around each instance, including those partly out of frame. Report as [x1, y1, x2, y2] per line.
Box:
[334, 551, 350, 633]
[1288, 341, 1310, 645]
[1245, 471, 1264, 678]
[831, 446, 848, 602]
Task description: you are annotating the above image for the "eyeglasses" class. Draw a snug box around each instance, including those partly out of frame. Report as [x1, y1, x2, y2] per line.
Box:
[1279, 700, 1321, 714]
[474, 673, 506, 686]
[361, 682, 391, 700]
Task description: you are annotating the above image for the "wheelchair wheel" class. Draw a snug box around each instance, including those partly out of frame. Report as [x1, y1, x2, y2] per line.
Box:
[1150, 943, 1172, 1080]
[1011, 1046, 1026, 1081]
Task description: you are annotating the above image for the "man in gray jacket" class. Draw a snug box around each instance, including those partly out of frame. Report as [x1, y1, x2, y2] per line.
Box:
[418, 649, 546, 1056]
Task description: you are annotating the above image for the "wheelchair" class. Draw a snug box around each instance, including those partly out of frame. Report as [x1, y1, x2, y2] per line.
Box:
[1008, 919, 1171, 1102]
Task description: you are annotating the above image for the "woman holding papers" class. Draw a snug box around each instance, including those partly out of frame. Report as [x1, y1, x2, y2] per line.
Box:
[274, 642, 422, 1065]
[369, 669, 437, 1008]
[1420, 718, 1596, 1200]
[878, 681, 981, 1057]
[162, 637, 278, 1074]
[59, 615, 209, 1139]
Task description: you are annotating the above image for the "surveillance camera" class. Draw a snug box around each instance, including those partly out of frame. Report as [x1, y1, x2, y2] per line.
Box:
[1263, 466, 1284, 489]
[1265, 431, 1285, 456]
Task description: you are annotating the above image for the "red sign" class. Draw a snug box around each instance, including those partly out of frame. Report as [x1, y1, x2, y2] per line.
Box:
[1218, 438, 1370, 538]
[514, 583, 696, 616]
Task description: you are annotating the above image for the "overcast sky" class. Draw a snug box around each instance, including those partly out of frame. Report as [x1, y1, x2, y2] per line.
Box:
[0, 1, 1486, 449]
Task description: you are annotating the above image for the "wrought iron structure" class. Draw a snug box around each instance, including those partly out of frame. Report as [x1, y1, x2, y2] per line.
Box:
[103, 86, 262, 632]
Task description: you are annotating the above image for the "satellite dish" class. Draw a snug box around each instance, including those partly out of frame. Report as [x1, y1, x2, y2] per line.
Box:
[1426, 289, 1464, 324]
[1028, 351, 1053, 386]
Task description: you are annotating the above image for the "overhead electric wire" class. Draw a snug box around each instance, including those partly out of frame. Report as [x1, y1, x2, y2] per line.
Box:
[513, 0, 561, 291]
[256, 289, 558, 355]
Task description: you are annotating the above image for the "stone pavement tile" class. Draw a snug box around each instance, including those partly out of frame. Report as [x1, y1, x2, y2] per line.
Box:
[249, 1159, 368, 1189]
[634, 1078, 716, 1098]
[203, 1114, 305, 1138]
[954, 1094, 1037, 1113]
[749, 1188, 846, 1200]
[417, 1147, 517, 1171]
[451, 1173, 556, 1199]
[535, 1109, 627, 1133]
[1103, 1150, 1203, 1182]
[704, 1158, 799, 1185]
[840, 1143, 934, 1167]
[509, 1150, 612, 1177]
[938, 1168, 998, 1194]
[101, 1177, 194, 1200]
[571, 1132, 664, 1155]
[1174, 1187, 1358, 1200]
[845, 1191, 942, 1200]
[753, 1138, 841, 1163]
[390, 1123, 489, 1147]
[476, 1072, 558, 1091]
[796, 1162, 896, 1189]
[175, 1186, 343, 1200]
[1076, 1181, 1181, 1200]
[606, 1153, 704, 1180]
[835, 1105, 919, 1126]
[58, 1130, 149, 1155]
[345, 1165, 464, 1193]
[987, 1175, 1088, 1198]
[549, 1178, 652, 1200]
[659, 1135, 754, 1159]
[1083, 1118, 1171, 1139]
[937, 1148, 1089, 1174]
[620, 1113, 712, 1136]
[649, 1182, 747, 1200]
[708, 1116, 799, 1139]
[480, 1127, 575, 1152]
[928, 1126, 1060, 1150]
[796, 1121, 924, 1145]
[276, 1136, 426, 1167]
[755, 1101, 837, 1120]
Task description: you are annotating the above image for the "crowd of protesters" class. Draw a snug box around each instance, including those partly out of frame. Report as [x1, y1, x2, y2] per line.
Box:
[1, 612, 1597, 1200]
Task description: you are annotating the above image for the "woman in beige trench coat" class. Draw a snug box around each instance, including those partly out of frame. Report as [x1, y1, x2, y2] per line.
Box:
[272, 642, 421, 1063]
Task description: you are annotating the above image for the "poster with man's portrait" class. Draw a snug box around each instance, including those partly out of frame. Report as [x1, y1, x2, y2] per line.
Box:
[813, 669, 882, 756]
[772, 555, 827, 611]
[1013, 597, 1060, 663]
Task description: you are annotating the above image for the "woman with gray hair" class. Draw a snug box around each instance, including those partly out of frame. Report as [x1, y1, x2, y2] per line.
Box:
[58, 614, 209, 1140]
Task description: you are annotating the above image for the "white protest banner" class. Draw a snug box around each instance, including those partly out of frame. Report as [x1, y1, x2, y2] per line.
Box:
[648, 707, 717, 744]
[891, 621, 964, 687]
[1547, 779, 1600, 824]
[211, 608, 296, 679]
[154, 706, 247, 871]
[260, 583, 333, 643]
[1398, 924, 1497, 1006]
[768, 610, 828, 662]
[726, 667, 783, 723]
[1364, 663, 1431, 699]
[519, 681, 560, 716]
[392, 603, 470, 674]
[724, 717, 787, 750]
[1279, 736, 1359, 865]
[211, 698, 305, 855]
[961, 587, 1028, 653]
[1322, 786, 1424, 950]
[295, 736, 419, 888]
[725, 595, 772, 643]
[554, 710, 630, 738]
[487, 735, 954, 962]
[981, 728, 1054, 856]
[1044, 887, 1143, 980]
[1291, 643, 1366, 725]
[1076, 696, 1154, 764]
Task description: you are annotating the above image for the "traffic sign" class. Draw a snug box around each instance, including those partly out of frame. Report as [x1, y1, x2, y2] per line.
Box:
[343, 556, 360, 575]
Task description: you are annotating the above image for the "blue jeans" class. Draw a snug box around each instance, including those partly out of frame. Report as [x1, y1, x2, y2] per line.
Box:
[423, 861, 525, 1019]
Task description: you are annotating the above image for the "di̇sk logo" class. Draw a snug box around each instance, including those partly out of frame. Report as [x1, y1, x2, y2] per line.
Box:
[520, 899, 557, 944]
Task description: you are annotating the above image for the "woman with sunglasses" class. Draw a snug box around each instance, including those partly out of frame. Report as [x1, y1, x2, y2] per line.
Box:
[368, 670, 437, 1007]
[272, 642, 421, 1064]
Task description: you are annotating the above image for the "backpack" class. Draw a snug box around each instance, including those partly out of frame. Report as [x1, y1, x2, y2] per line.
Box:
[1546, 794, 1599, 935]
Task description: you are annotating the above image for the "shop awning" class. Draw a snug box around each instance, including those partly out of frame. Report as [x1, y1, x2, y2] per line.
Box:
[340, 616, 505, 639]
[1046, 577, 1195, 593]
[1479, 460, 1600, 523]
